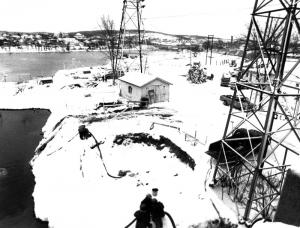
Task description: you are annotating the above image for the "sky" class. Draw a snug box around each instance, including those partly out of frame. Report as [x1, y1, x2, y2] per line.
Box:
[0, 0, 255, 38]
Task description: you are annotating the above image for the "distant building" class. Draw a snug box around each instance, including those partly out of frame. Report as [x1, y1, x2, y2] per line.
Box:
[118, 72, 172, 104]
[62, 37, 85, 50]
[74, 33, 85, 40]
[11, 34, 21, 39]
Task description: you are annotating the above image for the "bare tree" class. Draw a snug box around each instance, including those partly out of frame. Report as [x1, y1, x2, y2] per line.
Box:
[99, 15, 118, 85]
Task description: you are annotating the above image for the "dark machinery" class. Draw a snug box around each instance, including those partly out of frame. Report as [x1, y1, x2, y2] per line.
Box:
[209, 0, 300, 225]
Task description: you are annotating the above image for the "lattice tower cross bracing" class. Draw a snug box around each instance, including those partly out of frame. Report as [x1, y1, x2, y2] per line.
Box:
[210, 0, 300, 225]
[115, 0, 145, 74]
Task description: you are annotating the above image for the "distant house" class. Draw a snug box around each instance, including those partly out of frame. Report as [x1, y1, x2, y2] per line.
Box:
[38, 77, 53, 85]
[62, 38, 84, 50]
[119, 72, 172, 104]
[74, 33, 85, 40]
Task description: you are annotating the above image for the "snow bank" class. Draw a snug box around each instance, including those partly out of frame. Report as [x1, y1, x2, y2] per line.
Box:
[1, 50, 258, 227]
[32, 111, 238, 228]
[252, 220, 299, 228]
[30, 51, 242, 228]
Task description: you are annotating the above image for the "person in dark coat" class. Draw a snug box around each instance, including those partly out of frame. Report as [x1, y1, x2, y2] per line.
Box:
[140, 194, 152, 213]
[134, 203, 151, 228]
[150, 198, 165, 228]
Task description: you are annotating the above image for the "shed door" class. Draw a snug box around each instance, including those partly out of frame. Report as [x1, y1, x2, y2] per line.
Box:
[148, 89, 155, 104]
[157, 85, 166, 102]
[147, 85, 166, 103]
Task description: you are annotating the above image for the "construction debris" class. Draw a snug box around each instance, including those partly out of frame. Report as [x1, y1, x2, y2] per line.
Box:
[187, 62, 214, 84]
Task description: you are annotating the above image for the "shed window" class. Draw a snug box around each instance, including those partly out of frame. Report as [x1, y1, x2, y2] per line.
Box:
[128, 86, 132, 94]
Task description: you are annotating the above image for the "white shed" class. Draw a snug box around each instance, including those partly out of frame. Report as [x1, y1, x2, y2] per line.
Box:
[118, 72, 172, 104]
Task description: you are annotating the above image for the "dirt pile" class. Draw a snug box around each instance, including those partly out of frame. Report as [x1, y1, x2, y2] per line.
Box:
[113, 133, 196, 170]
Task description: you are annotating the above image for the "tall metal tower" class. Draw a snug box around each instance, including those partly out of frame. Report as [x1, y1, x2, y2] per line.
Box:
[115, 0, 146, 73]
[210, 0, 300, 225]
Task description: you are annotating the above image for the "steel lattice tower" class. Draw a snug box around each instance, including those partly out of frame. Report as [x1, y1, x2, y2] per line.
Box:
[210, 0, 300, 225]
[115, 0, 145, 73]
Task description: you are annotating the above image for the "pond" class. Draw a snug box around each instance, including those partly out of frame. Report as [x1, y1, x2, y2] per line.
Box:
[0, 51, 109, 82]
[0, 109, 51, 228]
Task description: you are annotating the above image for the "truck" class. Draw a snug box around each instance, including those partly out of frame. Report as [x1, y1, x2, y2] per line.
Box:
[220, 94, 255, 111]
[220, 73, 231, 87]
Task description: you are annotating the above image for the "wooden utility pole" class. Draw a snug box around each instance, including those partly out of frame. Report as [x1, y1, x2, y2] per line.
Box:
[205, 35, 214, 65]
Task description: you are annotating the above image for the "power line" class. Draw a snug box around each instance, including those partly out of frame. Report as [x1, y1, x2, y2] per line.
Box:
[142, 7, 254, 20]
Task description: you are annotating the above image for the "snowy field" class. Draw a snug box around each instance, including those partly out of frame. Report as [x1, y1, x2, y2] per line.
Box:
[0, 50, 298, 228]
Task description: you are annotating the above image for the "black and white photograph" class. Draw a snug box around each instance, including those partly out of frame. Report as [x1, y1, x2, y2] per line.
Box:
[0, 0, 300, 227]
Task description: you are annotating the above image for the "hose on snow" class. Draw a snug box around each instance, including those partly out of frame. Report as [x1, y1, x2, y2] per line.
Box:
[124, 218, 136, 228]
[80, 126, 122, 179]
[124, 211, 176, 228]
[80, 126, 177, 226]
[165, 211, 176, 228]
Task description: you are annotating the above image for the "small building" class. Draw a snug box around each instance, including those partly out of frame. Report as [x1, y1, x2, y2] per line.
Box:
[118, 72, 172, 104]
[74, 32, 85, 40]
[38, 77, 53, 85]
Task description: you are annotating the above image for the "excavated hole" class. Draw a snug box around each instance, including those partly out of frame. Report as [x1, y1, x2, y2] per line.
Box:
[113, 132, 196, 170]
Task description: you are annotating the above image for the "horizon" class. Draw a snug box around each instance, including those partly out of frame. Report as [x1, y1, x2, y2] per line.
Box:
[0, 29, 236, 40]
[0, 0, 254, 39]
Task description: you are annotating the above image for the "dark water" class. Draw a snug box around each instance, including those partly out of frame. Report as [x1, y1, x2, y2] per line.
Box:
[0, 109, 51, 228]
[0, 51, 108, 82]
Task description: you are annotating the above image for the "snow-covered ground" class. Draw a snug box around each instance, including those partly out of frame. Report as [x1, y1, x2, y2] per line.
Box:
[0, 50, 298, 228]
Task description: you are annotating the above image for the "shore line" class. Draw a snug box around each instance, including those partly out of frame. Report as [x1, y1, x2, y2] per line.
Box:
[0, 49, 109, 54]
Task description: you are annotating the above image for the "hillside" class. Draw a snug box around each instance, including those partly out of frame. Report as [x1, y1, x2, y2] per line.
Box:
[68, 29, 208, 40]
[0, 29, 220, 42]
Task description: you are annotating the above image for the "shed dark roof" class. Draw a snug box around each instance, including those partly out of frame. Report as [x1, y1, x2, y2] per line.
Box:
[119, 72, 172, 87]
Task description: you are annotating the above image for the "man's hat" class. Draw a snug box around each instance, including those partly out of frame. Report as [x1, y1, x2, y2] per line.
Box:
[152, 188, 158, 192]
